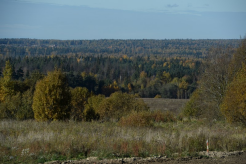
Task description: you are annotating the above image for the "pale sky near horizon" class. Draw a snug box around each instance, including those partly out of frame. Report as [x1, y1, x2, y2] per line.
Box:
[0, 0, 246, 40]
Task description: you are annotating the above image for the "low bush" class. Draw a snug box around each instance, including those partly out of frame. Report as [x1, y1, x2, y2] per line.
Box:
[151, 110, 176, 123]
[119, 111, 153, 127]
[119, 110, 176, 127]
[97, 92, 149, 121]
[154, 94, 161, 98]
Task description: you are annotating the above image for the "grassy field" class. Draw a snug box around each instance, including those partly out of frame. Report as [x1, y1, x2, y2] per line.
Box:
[1, 119, 246, 163]
[0, 99, 246, 164]
[142, 98, 188, 114]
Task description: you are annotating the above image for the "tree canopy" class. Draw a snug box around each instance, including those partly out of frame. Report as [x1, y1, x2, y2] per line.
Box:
[32, 69, 71, 121]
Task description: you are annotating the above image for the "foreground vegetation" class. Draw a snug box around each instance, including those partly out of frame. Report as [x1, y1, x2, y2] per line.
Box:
[0, 38, 246, 163]
[183, 39, 246, 125]
[1, 119, 246, 163]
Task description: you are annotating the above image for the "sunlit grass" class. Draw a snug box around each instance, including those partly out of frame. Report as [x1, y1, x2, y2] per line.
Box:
[0, 119, 246, 163]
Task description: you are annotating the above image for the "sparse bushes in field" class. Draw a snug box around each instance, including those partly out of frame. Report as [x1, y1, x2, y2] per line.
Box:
[71, 86, 101, 122]
[151, 110, 176, 123]
[70, 87, 91, 121]
[154, 94, 161, 98]
[119, 110, 176, 127]
[84, 94, 105, 121]
[182, 89, 201, 118]
[97, 92, 149, 121]
[0, 89, 34, 120]
[119, 111, 153, 127]
[83, 105, 100, 121]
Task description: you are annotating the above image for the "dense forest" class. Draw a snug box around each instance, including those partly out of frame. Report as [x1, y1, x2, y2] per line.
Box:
[0, 39, 240, 99]
[0, 38, 240, 58]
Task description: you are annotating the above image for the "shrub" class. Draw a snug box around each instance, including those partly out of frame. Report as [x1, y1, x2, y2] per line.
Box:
[182, 89, 201, 118]
[187, 134, 206, 153]
[83, 106, 100, 121]
[97, 92, 149, 121]
[151, 110, 176, 123]
[84, 94, 105, 121]
[119, 110, 176, 127]
[70, 87, 90, 121]
[0, 93, 21, 119]
[0, 89, 34, 120]
[17, 89, 34, 120]
[154, 94, 161, 98]
[85, 94, 105, 114]
[119, 111, 153, 127]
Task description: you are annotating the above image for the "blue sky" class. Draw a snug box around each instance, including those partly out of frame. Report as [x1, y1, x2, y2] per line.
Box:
[0, 0, 246, 40]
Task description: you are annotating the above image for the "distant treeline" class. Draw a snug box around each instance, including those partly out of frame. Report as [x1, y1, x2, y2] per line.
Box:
[0, 38, 240, 99]
[0, 38, 240, 58]
[0, 55, 201, 98]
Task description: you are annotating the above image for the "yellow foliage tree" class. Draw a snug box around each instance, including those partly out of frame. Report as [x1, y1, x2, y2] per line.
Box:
[161, 71, 171, 84]
[84, 94, 105, 121]
[221, 62, 246, 125]
[70, 87, 90, 121]
[0, 61, 15, 102]
[139, 71, 147, 79]
[32, 69, 71, 121]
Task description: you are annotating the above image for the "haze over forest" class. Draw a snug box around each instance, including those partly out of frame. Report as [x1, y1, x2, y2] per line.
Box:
[0, 0, 246, 40]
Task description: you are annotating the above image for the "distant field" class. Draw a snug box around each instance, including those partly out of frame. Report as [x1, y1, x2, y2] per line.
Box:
[141, 98, 188, 115]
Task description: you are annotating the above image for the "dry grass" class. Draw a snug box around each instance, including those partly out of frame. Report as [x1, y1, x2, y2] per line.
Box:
[1, 119, 246, 163]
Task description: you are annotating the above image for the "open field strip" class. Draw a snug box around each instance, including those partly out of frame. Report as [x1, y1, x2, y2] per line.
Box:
[1, 119, 246, 163]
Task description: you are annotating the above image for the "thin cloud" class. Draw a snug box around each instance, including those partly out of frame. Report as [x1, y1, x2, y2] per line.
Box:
[167, 4, 179, 8]
[0, 24, 40, 29]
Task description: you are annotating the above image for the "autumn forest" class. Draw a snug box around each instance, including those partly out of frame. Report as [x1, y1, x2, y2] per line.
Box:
[1, 38, 246, 163]
[0, 39, 240, 99]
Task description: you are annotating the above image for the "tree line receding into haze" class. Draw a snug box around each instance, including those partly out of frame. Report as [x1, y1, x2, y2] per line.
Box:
[0, 38, 246, 126]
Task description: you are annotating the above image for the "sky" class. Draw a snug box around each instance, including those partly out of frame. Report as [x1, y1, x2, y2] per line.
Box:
[0, 0, 246, 40]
